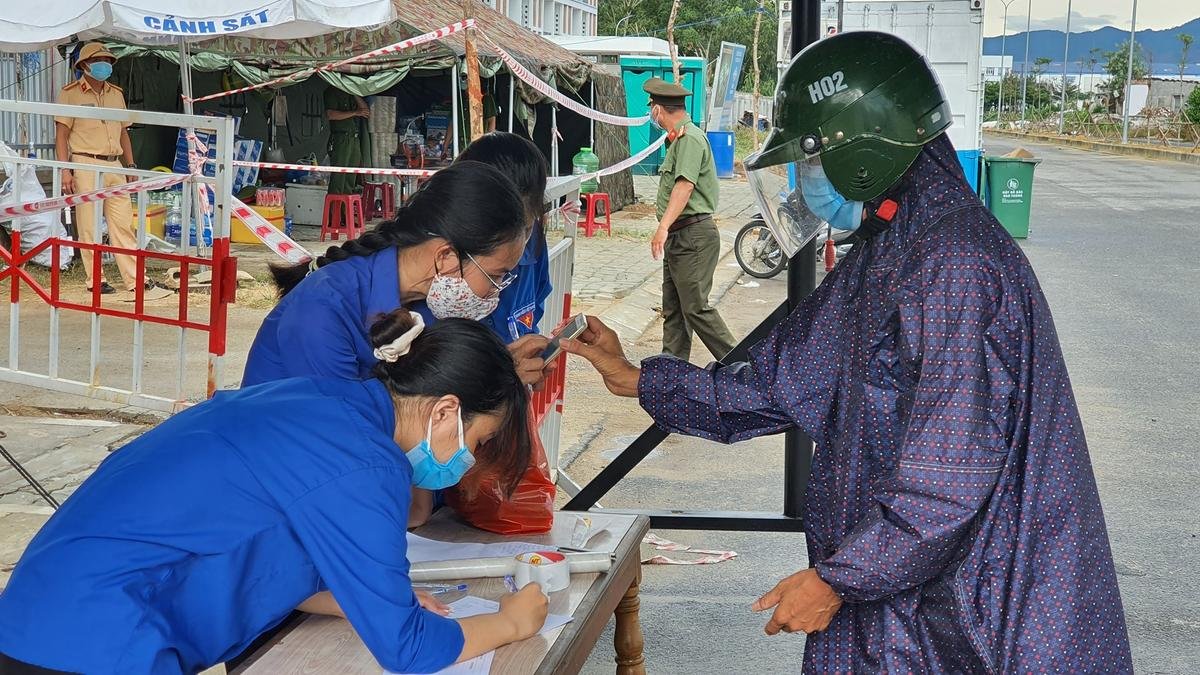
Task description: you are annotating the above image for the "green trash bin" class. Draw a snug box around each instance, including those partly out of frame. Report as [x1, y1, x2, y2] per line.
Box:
[983, 156, 1041, 239]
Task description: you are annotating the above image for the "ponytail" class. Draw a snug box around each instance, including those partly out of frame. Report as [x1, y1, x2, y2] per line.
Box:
[269, 161, 527, 297]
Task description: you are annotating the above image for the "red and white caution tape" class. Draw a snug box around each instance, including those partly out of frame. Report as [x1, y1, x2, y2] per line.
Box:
[230, 197, 312, 264]
[578, 134, 668, 183]
[234, 160, 434, 177]
[641, 533, 738, 566]
[478, 31, 652, 127]
[185, 20, 477, 104]
[1, 173, 188, 219]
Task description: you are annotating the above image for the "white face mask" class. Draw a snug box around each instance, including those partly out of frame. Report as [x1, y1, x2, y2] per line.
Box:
[426, 272, 500, 320]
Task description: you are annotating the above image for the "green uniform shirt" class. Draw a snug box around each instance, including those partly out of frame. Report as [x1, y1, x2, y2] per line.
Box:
[457, 92, 498, 150]
[656, 118, 719, 219]
[324, 87, 362, 134]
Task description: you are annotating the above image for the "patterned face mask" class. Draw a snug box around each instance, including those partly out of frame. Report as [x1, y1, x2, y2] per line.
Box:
[425, 261, 500, 320]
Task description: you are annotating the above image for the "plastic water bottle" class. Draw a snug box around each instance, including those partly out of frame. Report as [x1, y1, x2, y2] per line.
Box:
[165, 195, 183, 246]
[572, 147, 600, 194]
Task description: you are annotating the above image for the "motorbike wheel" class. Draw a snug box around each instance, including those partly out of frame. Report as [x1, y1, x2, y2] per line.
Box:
[734, 220, 788, 279]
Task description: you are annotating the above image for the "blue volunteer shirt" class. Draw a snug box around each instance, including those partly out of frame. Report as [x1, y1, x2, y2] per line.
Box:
[0, 378, 463, 674]
[243, 234, 552, 387]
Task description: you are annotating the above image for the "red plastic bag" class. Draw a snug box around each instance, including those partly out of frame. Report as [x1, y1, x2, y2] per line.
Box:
[446, 401, 555, 534]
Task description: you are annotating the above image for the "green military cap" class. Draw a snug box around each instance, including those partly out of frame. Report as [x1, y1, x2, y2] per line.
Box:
[643, 77, 690, 107]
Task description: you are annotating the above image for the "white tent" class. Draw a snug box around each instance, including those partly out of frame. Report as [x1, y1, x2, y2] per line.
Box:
[0, 0, 395, 51]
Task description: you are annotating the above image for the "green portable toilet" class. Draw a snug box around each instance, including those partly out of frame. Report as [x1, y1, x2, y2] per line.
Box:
[620, 56, 708, 175]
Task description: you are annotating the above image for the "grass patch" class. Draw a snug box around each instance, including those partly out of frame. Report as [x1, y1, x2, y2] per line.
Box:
[735, 126, 766, 162]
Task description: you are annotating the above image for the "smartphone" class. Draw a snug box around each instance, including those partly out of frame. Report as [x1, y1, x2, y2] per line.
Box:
[541, 314, 588, 361]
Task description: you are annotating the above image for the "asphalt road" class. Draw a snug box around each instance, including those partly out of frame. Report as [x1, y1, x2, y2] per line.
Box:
[571, 135, 1200, 673]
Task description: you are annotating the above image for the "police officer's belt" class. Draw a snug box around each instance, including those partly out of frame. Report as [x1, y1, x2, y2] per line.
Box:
[669, 213, 712, 232]
[74, 152, 121, 161]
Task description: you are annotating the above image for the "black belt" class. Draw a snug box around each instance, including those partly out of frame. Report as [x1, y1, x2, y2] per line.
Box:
[668, 213, 713, 232]
[73, 152, 121, 162]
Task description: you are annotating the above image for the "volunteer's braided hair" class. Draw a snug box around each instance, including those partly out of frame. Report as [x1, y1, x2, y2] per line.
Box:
[369, 309, 531, 496]
[269, 161, 526, 296]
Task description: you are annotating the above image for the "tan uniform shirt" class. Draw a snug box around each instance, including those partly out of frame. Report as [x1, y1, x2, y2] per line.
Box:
[55, 78, 129, 157]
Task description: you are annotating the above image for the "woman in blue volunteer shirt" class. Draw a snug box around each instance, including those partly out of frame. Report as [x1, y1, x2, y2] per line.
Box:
[0, 312, 549, 675]
[437, 132, 552, 346]
[242, 160, 550, 388]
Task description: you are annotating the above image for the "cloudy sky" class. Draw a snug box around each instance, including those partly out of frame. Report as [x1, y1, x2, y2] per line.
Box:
[982, 1, 1196, 37]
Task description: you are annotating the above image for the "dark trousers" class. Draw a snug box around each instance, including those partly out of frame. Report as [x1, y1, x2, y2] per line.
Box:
[661, 217, 736, 360]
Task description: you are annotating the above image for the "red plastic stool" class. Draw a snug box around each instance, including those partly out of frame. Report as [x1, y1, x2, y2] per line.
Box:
[320, 194, 366, 241]
[579, 192, 611, 237]
[362, 181, 395, 220]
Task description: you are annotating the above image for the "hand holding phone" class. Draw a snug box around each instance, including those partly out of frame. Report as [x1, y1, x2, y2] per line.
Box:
[541, 314, 589, 362]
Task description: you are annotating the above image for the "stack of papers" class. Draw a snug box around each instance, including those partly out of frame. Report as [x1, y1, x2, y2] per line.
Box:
[405, 533, 545, 564]
[385, 596, 573, 675]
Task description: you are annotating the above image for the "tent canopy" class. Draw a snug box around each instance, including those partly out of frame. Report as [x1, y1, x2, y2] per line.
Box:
[0, 0, 395, 51]
[106, 0, 592, 100]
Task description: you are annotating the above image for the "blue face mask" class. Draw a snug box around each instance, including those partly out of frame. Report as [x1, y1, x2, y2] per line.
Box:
[649, 106, 663, 132]
[799, 160, 865, 232]
[406, 409, 476, 490]
[87, 62, 114, 82]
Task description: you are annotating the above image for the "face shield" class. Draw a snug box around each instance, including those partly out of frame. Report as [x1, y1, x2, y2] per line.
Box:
[745, 150, 826, 258]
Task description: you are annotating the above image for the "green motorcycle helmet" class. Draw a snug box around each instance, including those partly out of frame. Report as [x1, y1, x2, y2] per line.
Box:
[746, 31, 952, 202]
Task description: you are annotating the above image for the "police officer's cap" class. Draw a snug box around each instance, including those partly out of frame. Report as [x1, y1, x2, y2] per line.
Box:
[75, 42, 117, 67]
[643, 77, 689, 107]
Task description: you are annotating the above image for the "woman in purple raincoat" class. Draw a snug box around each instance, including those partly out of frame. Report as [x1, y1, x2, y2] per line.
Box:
[564, 32, 1132, 674]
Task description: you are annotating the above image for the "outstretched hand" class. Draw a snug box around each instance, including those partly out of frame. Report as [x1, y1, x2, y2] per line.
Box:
[560, 316, 640, 398]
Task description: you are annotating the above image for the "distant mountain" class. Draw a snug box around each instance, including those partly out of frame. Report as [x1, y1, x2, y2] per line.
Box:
[983, 17, 1200, 70]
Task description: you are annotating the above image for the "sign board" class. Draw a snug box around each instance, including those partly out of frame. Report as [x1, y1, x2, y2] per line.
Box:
[706, 41, 747, 131]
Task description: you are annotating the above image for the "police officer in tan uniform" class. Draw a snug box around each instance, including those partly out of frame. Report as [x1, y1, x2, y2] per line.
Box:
[56, 42, 157, 297]
[644, 78, 736, 360]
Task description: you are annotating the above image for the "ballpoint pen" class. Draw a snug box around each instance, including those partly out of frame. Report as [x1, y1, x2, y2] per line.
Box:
[412, 583, 468, 595]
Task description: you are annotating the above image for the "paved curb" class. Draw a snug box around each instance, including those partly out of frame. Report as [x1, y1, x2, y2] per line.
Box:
[985, 129, 1200, 166]
[596, 229, 743, 344]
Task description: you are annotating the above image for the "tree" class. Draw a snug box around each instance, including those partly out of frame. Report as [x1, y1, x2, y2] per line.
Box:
[1103, 40, 1149, 112]
[1180, 33, 1194, 104]
[1187, 86, 1200, 125]
[599, 0, 780, 96]
[1033, 56, 1052, 109]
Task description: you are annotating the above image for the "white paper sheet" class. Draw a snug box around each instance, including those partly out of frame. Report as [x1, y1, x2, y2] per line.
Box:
[384, 596, 573, 675]
[405, 533, 546, 564]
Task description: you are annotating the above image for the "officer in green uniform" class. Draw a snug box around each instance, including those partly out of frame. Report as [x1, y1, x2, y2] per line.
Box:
[457, 74, 498, 151]
[324, 86, 371, 194]
[645, 77, 736, 360]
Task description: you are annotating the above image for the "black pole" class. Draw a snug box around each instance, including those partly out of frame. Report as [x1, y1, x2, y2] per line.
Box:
[782, 0, 821, 520]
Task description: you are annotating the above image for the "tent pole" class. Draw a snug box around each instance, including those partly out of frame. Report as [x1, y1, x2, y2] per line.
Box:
[451, 64, 461, 157]
[179, 40, 194, 259]
[508, 74, 515, 132]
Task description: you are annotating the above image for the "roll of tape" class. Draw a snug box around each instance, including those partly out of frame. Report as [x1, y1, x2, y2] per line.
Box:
[513, 551, 570, 594]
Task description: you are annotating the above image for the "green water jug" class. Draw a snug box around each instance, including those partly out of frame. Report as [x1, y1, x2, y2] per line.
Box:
[572, 147, 600, 194]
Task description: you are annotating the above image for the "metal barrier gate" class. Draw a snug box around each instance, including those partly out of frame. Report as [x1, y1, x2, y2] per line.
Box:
[0, 100, 236, 412]
[532, 175, 579, 483]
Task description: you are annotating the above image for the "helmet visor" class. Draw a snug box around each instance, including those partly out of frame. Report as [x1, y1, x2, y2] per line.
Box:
[745, 151, 826, 258]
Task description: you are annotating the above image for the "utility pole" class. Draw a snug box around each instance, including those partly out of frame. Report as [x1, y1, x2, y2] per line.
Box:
[1058, 0, 1073, 134]
[998, 0, 1017, 125]
[1122, 0, 1139, 143]
[751, 0, 765, 148]
[1019, 0, 1031, 122]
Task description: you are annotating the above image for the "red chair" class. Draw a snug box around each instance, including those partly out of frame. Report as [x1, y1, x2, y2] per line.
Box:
[320, 194, 366, 241]
[362, 181, 396, 220]
[578, 192, 611, 237]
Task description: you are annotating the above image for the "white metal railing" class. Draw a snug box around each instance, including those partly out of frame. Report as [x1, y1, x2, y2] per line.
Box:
[0, 100, 235, 412]
[534, 175, 579, 485]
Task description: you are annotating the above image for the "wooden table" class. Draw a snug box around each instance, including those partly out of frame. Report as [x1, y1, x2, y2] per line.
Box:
[232, 511, 649, 675]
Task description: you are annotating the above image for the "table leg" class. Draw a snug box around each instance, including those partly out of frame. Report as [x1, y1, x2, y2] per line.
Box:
[614, 569, 645, 675]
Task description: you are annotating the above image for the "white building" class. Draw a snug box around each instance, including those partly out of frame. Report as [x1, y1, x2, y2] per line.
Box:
[545, 36, 670, 64]
[982, 55, 1013, 82]
[482, 0, 597, 36]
